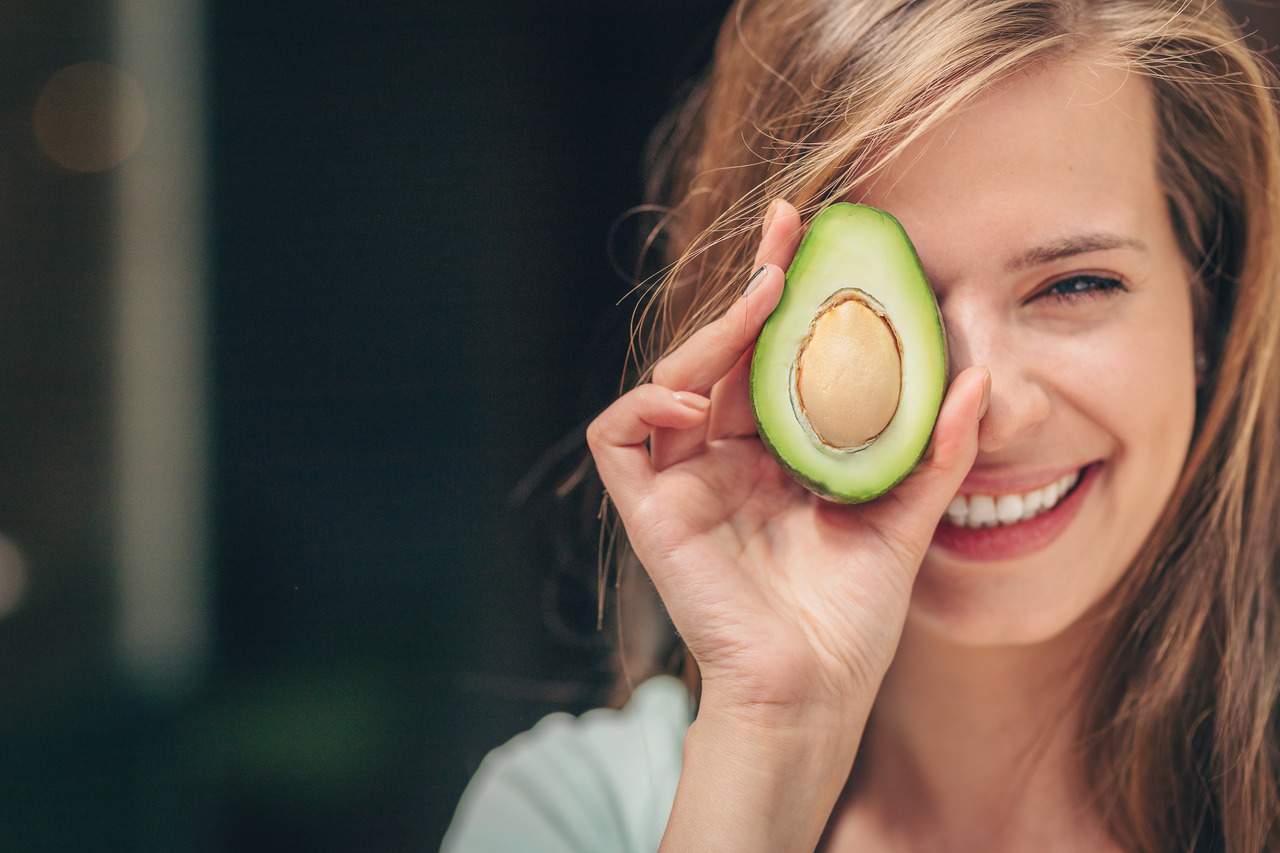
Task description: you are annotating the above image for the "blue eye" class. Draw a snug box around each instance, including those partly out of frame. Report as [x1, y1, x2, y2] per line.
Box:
[1039, 275, 1126, 304]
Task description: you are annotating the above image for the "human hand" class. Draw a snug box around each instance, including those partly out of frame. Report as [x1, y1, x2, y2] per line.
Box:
[587, 199, 990, 723]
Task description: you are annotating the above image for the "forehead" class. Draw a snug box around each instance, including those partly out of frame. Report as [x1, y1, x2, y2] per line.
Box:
[858, 55, 1163, 285]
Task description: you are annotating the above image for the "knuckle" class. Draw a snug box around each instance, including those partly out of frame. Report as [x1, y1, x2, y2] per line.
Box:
[715, 309, 746, 350]
[584, 414, 607, 452]
[633, 382, 664, 407]
[651, 359, 674, 389]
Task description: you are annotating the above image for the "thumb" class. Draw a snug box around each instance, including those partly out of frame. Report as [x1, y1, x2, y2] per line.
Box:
[882, 365, 990, 522]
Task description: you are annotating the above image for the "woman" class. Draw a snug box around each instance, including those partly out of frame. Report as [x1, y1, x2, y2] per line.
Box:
[444, 1, 1280, 850]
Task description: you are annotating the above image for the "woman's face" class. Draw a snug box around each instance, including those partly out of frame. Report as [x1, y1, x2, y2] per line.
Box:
[859, 55, 1197, 646]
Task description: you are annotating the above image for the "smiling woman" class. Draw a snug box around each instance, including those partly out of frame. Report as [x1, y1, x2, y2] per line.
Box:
[863, 52, 1201, 637]
[444, 2, 1280, 851]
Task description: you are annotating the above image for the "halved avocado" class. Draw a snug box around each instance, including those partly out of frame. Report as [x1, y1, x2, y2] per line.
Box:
[749, 203, 947, 503]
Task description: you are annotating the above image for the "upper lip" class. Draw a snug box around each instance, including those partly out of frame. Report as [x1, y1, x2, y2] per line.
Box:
[957, 461, 1097, 497]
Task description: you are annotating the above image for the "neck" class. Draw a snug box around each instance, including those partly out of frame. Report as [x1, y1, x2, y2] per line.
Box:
[845, 615, 1110, 851]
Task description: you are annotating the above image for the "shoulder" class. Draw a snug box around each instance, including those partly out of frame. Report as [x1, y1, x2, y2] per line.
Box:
[441, 674, 694, 853]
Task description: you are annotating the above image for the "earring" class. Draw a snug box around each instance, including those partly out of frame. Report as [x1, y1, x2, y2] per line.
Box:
[1195, 349, 1208, 382]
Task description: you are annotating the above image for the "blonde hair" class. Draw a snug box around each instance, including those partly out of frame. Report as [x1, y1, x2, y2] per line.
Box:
[569, 1, 1280, 849]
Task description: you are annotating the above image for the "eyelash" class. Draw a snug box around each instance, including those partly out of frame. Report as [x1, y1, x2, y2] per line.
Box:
[1037, 274, 1127, 304]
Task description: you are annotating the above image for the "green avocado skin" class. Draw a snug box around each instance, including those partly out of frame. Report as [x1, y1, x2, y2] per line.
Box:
[749, 203, 948, 504]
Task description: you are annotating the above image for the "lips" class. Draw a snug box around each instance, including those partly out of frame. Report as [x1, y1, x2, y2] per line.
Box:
[930, 461, 1103, 562]
[956, 461, 1099, 497]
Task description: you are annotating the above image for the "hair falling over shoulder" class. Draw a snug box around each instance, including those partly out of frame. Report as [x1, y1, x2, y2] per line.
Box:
[562, 2, 1280, 849]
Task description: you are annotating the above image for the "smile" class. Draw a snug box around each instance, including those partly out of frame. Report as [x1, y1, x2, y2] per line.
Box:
[931, 461, 1104, 561]
[945, 468, 1083, 529]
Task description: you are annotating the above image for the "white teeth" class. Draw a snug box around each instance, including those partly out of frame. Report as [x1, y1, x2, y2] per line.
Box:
[1020, 488, 1044, 520]
[967, 495, 997, 527]
[995, 494, 1024, 525]
[945, 467, 1085, 529]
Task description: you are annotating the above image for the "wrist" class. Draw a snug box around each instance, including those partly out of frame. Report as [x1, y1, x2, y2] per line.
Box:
[661, 703, 865, 853]
[691, 694, 868, 773]
[696, 670, 871, 736]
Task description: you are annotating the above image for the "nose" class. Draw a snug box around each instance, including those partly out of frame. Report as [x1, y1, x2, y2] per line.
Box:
[973, 364, 1052, 454]
[943, 310, 1052, 455]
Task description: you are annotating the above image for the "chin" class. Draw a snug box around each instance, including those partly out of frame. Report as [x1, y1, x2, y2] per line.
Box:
[904, 561, 1101, 648]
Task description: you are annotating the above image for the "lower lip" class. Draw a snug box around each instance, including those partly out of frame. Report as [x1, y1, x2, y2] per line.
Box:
[930, 461, 1103, 562]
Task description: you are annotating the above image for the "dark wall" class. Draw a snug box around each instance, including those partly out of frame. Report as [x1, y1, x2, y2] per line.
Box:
[208, 3, 729, 850]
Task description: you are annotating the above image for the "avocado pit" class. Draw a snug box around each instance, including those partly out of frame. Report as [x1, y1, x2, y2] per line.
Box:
[792, 289, 903, 451]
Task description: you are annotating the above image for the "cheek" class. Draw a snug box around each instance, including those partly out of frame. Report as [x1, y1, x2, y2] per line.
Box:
[907, 297, 1197, 647]
[1076, 295, 1196, 466]
[1070, 324, 1185, 439]
[1047, 278, 1196, 460]
[1066, 297, 1197, 595]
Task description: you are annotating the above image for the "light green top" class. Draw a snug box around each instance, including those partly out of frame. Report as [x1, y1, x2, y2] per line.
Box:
[441, 675, 694, 852]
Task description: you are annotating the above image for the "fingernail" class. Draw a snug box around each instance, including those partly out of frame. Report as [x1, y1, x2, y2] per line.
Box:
[762, 199, 781, 235]
[673, 391, 710, 411]
[978, 368, 992, 420]
[743, 264, 769, 297]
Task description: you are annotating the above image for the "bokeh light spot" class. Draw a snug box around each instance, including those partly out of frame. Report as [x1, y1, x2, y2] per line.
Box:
[33, 61, 148, 172]
[0, 534, 28, 619]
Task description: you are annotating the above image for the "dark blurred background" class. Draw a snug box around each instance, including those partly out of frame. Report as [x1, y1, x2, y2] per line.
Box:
[1, 1, 1275, 851]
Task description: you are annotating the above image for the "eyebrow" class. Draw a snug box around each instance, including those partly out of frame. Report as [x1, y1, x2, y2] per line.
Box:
[1004, 232, 1148, 272]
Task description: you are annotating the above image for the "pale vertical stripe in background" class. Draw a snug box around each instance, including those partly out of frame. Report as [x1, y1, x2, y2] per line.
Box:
[113, 0, 210, 695]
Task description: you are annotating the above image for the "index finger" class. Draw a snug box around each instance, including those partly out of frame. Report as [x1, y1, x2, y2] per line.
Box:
[650, 200, 806, 394]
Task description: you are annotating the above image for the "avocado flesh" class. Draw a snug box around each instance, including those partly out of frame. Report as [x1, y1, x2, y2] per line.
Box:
[749, 202, 947, 503]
